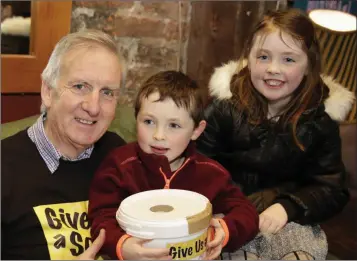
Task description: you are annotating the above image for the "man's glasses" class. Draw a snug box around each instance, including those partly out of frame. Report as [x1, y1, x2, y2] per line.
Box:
[63, 82, 120, 102]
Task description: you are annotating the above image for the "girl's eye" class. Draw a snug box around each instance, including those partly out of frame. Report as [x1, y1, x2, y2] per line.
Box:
[285, 57, 295, 63]
[169, 123, 181, 129]
[257, 55, 268, 60]
[143, 119, 154, 125]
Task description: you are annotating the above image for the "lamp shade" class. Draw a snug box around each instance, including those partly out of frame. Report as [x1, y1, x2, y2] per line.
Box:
[309, 9, 356, 122]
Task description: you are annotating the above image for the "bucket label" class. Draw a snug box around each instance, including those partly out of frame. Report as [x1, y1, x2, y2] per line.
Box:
[167, 231, 208, 260]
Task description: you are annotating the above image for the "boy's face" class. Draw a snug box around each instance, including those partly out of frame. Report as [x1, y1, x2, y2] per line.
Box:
[136, 92, 206, 171]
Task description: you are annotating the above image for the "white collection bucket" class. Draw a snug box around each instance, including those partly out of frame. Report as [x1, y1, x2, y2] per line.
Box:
[116, 189, 212, 260]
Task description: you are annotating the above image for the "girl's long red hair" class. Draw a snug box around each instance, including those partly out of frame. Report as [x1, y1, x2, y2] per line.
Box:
[231, 9, 328, 151]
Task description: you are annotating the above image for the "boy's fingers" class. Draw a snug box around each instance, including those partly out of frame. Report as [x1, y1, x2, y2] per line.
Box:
[205, 245, 222, 260]
[91, 229, 106, 253]
[143, 247, 170, 258]
[78, 229, 105, 260]
[207, 229, 224, 248]
[135, 238, 153, 245]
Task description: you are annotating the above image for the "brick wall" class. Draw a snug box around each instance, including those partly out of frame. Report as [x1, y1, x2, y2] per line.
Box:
[71, 1, 190, 105]
[71, 1, 286, 106]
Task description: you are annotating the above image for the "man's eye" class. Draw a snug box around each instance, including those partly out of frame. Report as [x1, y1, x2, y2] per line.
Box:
[73, 84, 85, 90]
[102, 89, 114, 97]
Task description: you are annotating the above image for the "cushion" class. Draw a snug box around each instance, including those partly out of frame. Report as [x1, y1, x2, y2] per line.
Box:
[1, 104, 137, 142]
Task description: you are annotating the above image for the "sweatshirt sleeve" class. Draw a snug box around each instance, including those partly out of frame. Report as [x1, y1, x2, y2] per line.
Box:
[212, 175, 259, 252]
[88, 150, 130, 259]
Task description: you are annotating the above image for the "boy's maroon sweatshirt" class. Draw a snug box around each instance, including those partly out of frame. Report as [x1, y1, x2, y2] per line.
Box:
[89, 142, 259, 259]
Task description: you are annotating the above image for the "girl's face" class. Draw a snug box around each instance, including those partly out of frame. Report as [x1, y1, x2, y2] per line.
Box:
[248, 30, 309, 108]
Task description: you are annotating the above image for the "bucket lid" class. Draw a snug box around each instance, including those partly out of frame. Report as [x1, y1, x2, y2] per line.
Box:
[116, 189, 212, 239]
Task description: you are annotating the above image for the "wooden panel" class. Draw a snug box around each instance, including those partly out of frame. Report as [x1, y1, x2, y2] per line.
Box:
[186, 1, 284, 92]
[1, 94, 41, 123]
[1, 1, 72, 93]
[233, 2, 263, 59]
[186, 2, 238, 91]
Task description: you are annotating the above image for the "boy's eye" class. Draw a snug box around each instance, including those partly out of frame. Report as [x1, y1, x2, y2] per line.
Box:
[143, 119, 154, 125]
[169, 123, 181, 129]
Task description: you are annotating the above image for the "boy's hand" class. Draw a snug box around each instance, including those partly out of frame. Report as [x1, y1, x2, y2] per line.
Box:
[259, 203, 288, 234]
[77, 229, 105, 260]
[121, 237, 172, 260]
[205, 218, 225, 260]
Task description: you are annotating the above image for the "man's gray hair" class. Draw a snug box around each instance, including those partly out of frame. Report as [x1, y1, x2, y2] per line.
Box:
[40, 29, 126, 113]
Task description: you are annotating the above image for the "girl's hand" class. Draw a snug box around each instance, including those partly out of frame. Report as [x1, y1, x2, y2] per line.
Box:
[121, 237, 172, 260]
[205, 218, 226, 260]
[259, 203, 288, 234]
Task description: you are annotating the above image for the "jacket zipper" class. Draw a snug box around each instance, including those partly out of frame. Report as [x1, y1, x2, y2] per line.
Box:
[159, 158, 190, 189]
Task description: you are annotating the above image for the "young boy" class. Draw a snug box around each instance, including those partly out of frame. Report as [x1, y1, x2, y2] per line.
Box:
[88, 71, 259, 260]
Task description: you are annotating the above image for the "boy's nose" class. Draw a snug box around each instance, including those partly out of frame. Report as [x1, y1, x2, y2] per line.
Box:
[153, 128, 165, 141]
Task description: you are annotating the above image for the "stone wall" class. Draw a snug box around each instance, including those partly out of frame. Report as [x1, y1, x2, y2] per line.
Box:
[71, 1, 286, 106]
[71, 1, 190, 105]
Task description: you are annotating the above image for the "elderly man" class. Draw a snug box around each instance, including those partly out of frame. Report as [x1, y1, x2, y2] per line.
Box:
[2, 30, 126, 260]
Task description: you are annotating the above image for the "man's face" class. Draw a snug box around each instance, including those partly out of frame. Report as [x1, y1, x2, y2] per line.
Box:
[42, 46, 122, 156]
[136, 92, 205, 171]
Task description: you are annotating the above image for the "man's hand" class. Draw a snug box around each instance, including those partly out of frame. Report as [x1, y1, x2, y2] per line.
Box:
[259, 203, 288, 234]
[205, 218, 225, 260]
[121, 237, 172, 260]
[77, 229, 105, 260]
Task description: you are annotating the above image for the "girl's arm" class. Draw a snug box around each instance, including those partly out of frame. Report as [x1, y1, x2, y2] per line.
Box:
[274, 114, 350, 225]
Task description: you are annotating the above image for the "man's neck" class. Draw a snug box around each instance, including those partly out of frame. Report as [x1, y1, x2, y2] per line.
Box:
[44, 120, 86, 160]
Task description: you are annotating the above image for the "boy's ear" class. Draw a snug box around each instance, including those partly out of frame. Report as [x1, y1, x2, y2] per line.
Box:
[191, 120, 206, 140]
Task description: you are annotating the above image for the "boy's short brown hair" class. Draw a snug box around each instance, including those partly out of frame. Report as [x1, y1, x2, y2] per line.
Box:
[135, 71, 206, 127]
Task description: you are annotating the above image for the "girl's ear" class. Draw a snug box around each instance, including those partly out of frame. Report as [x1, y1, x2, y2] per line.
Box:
[191, 120, 206, 141]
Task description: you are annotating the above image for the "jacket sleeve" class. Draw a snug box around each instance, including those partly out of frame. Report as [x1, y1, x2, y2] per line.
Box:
[196, 99, 235, 163]
[274, 114, 350, 225]
[212, 174, 259, 252]
[88, 151, 130, 259]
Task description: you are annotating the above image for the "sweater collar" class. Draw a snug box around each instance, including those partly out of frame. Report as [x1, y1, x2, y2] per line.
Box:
[136, 141, 197, 178]
[27, 114, 94, 174]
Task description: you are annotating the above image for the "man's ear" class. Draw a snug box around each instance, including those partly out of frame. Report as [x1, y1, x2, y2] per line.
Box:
[191, 120, 207, 140]
[41, 81, 53, 109]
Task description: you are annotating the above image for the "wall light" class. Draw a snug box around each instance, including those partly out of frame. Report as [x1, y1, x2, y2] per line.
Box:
[309, 9, 356, 121]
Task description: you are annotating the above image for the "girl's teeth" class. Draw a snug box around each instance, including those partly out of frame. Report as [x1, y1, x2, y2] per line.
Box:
[266, 80, 283, 86]
[77, 118, 94, 125]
